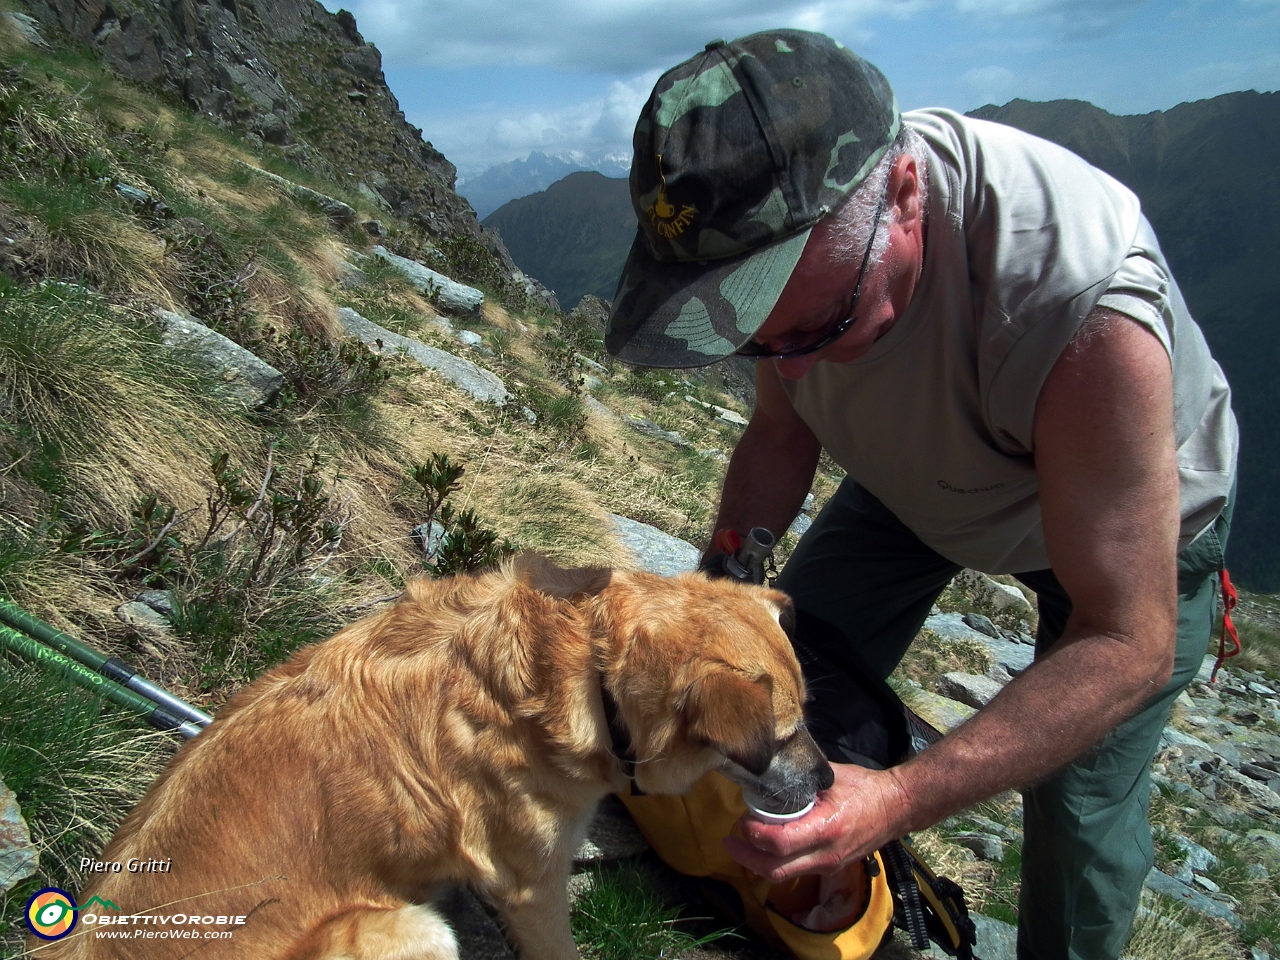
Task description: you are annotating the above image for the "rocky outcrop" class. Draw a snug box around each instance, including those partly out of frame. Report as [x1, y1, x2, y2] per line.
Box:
[335, 307, 510, 405]
[23, 0, 482, 241]
[371, 246, 484, 318]
[156, 309, 284, 408]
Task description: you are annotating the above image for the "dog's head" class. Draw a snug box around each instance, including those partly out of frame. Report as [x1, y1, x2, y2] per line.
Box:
[582, 567, 834, 814]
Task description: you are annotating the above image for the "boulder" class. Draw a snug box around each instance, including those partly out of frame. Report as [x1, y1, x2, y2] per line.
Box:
[0, 778, 39, 893]
[233, 162, 355, 226]
[622, 414, 690, 448]
[336, 308, 509, 405]
[952, 569, 1034, 617]
[1143, 868, 1242, 929]
[608, 515, 700, 577]
[951, 833, 1005, 862]
[905, 689, 977, 735]
[372, 246, 484, 318]
[937, 672, 1005, 708]
[924, 613, 1035, 676]
[155, 310, 284, 409]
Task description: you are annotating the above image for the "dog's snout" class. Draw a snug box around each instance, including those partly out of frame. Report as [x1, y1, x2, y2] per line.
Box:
[816, 757, 835, 791]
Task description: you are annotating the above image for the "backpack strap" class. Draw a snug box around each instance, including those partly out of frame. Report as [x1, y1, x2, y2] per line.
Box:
[889, 838, 978, 960]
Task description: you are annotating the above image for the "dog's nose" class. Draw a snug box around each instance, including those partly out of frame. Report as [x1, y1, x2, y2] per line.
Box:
[816, 759, 835, 791]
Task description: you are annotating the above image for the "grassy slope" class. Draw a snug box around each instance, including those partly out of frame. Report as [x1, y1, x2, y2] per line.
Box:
[2, 14, 1278, 960]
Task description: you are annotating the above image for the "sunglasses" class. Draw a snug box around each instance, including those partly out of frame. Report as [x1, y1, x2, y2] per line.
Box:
[735, 193, 888, 361]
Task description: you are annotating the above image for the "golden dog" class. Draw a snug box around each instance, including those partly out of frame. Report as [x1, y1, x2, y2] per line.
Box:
[39, 555, 831, 960]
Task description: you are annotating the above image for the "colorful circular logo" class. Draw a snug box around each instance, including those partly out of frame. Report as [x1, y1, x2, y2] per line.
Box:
[26, 887, 78, 940]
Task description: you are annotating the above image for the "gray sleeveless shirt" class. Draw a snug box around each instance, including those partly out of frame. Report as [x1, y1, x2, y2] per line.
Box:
[780, 109, 1237, 574]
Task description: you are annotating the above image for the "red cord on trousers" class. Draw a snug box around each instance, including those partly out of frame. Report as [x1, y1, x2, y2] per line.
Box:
[1209, 568, 1240, 682]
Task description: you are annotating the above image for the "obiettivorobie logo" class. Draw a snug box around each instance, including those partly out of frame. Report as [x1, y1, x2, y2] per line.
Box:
[25, 887, 116, 940]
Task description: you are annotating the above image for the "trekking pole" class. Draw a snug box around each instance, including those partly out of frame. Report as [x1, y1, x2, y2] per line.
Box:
[0, 623, 204, 738]
[0, 598, 211, 730]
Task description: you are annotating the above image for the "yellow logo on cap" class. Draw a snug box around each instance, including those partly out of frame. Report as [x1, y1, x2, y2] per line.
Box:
[647, 156, 696, 239]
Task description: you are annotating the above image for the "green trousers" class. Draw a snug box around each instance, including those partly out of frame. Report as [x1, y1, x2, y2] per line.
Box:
[775, 479, 1232, 960]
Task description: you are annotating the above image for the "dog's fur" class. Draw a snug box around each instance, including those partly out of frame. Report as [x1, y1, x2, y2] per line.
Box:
[40, 556, 831, 960]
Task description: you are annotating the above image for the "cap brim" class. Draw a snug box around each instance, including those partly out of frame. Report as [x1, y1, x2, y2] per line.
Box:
[605, 227, 812, 368]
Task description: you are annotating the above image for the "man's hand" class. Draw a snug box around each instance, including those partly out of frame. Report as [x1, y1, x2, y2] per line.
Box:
[723, 763, 909, 882]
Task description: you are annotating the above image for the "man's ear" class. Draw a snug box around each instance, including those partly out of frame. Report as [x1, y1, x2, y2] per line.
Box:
[682, 672, 775, 775]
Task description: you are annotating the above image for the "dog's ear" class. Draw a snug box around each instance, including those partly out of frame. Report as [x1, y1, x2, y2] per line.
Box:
[513, 553, 613, 599]
[682, 672, 775, 775]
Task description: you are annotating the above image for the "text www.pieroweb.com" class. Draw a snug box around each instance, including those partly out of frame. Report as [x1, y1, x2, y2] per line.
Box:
[85, 913, 246, 940]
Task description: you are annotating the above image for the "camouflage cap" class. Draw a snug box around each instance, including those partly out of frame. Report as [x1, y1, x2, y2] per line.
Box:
[605, 29, 899, 368]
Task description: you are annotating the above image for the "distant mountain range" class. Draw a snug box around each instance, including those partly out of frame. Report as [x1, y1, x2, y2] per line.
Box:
[482, 171, 633, 309]
[459, 151, 630, 219]
[483, 92, 1280, 589]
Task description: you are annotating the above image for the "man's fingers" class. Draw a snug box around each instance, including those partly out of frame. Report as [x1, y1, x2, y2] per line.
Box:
[722, 835, 845, 882]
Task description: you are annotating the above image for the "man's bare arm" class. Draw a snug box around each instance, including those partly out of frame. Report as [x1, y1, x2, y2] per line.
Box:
[704, 361, 822, 560]
[726, 309, 1181, 879]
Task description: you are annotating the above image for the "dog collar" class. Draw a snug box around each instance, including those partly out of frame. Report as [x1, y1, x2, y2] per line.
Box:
[599, 684, 645, 794]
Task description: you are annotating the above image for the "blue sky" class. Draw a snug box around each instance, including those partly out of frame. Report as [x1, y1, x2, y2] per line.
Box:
[321, 0, 1280, 179]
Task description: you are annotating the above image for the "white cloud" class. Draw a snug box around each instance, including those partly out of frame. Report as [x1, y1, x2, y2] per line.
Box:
[424, 70, 661, 177]
[961, 65, 1017, 104]
[341, 0, 921, 72]
[954, 0, 1149, 38]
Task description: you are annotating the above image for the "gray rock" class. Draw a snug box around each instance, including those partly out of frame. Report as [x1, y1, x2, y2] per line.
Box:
[137, 589, 176, 616]
[937, 672, 1005, 708]
[156, 309, 284, 408]
[456, 330, 483, 348]
[1143, 868, 1242, 928]
[1191, 874, 1220, 893]
[361, 219, 388, 237]
[583, 396, 616, 420]
[1168, 833, 1219, 873]
[232, 161, 355, 226]
[1241, 761, 1276, 782]
[115, 182, 152, 204]
[1249, 681, 1278, 696]
[789, 513, 813, 538]
[1249, 829, 1280, 855]
[336, 259, 368, 288]
[372, 246, 484, 318]
[411, 521, 446, 560]
[961, 612, 1001, 639]
[968, 815, 1022, 842]
[952, 569, 1034, 617]
[116, 600, 176, 638]
[336, 308, 509, 405]
[971, 914, 1018, 960]
[1195, 655, 1222, 683]
[951, 833, 1005, 862]
[1217, 763, 1280, 813]
[1245, 863, 1270, 880]
[609, 515, 700, 577]
[906, 689, 976, 734]
[573, 796, 648, 862]
[802, 492, 817, 513]
[1, 11, 49, 46]
[356, 181, 390, 210]
[1250, 948, 1273, 960]
[1, 778, 38, 893]
[622, 414, 690, 448]
[924, 613, 1036, 676]
[434, 887, 516, 959]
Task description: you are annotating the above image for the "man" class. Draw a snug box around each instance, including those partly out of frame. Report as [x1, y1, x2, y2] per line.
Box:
[604, 29, 1237, 960]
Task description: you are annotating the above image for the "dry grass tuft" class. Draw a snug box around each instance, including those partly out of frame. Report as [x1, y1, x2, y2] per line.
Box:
[894, 629, 993, 686]
[1122, 901, 1238, 960]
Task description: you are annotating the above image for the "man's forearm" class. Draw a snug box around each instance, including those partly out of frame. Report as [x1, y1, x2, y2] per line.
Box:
[888, 616, 1174, 835]
[707, 419, 820, 558]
